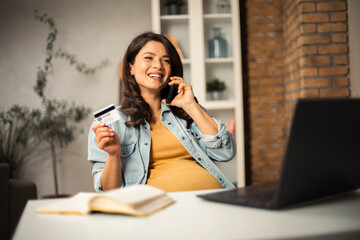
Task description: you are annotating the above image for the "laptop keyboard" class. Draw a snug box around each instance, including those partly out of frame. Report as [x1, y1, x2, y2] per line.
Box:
[235, 182, 277, 207]
[199, 181, 278, 209]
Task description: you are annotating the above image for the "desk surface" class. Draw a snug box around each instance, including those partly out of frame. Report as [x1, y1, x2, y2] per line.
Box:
[13, 189, 360, 240]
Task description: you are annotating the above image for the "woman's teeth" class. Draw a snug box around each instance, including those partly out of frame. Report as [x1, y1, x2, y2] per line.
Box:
[148, 74, 162, 78]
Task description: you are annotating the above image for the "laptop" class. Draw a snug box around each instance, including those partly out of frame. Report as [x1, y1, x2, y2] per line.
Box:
[198, 98, 360, 209]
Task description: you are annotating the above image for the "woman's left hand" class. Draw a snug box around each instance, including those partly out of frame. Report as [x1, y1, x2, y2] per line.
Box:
[162, 76, 196, 109]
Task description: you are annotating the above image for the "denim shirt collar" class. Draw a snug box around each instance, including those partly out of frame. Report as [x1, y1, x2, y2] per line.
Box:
[161, 102, 171, 112]
[160, 102, 172, 120]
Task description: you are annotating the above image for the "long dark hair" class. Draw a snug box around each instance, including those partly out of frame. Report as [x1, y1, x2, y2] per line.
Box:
[119, 31, 193, 128]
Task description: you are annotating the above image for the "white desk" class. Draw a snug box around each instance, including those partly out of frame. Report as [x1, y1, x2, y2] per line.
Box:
[13, 189, 360, 240]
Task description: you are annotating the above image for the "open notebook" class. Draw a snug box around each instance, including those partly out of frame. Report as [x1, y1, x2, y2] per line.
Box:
[198, 98, 360, 209]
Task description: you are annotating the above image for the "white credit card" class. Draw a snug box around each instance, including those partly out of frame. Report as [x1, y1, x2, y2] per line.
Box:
[93, 104, 120, 125]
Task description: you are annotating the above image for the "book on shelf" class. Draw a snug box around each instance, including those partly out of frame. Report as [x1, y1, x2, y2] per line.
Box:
[166, 33, 184, 59]
[36, 185, 175, 217]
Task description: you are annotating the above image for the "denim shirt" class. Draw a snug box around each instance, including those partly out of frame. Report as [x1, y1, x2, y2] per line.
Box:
[88, 103, 236, 193]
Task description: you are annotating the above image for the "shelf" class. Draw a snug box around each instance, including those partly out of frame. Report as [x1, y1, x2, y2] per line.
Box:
[152, 0, 244, 187]
[161, 14, 189, 22]
[203, 100, 236, 110]
[203, 14, 232, 24]
[205, 58, 233, 63]
[203, 13, 232, 19]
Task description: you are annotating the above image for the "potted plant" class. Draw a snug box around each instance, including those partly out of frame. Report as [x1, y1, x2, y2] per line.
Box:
[0, 105, 42, 178]
[206, 78, 226, 100]
[163, 0, 185, 15]
[0, 10, 109, 198]
[33, 10, 110, 198]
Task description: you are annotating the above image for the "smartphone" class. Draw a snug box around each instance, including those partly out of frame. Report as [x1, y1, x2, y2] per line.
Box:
[166, 84, 178, 104]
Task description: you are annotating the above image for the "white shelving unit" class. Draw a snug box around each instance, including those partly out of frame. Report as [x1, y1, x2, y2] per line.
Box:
[151, 0, 245, 187]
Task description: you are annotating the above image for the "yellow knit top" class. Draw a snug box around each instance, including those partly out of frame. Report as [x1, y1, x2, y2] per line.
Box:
[146, 120, 222, 192]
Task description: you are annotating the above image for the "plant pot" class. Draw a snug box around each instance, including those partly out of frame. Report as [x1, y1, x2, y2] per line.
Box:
[208, 91, 223, 101]
[167, 4, 181, 15]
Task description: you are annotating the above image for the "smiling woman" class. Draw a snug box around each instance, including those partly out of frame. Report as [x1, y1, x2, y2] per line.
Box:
[88, 32, 237, 193]
[119, 32, 186, 127]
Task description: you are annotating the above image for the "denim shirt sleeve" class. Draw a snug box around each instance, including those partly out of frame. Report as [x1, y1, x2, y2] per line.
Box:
[87, 119, 130, 193]
[92, 162, 104, 193]
[87, 123, 108, 192]
[199, 118, 231, 148]
[87, 122, 108, 163]
[188, 115, 236, 162]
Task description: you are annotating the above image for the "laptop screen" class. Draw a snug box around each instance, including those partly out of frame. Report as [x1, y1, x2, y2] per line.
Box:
[274, 98, 360, 208]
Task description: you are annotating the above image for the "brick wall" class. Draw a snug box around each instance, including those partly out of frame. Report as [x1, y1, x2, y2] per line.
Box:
[244, 0, 350, 185]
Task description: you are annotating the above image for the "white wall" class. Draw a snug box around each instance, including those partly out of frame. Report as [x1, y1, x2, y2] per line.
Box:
[348, 0, 360, 97]
[0, 0, 151, 196]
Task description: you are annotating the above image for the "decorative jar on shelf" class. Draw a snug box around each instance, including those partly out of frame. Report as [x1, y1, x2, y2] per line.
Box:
[164, 0, 184, 15]
[208, 27, 228, 58]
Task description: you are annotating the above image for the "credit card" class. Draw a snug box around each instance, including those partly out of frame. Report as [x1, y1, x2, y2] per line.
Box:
[93, 104, 120, 125]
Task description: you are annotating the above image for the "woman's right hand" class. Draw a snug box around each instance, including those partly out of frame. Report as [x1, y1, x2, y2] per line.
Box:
[92, 122, 120, 157]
